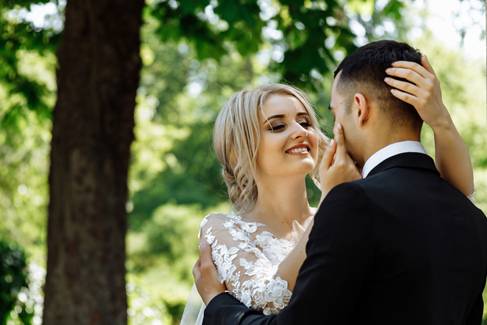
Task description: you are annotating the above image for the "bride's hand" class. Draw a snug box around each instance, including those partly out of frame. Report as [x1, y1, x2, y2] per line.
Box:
[385, 55, 474, 197]
[384, 55, 452, 130]
[319, 123, 361, 202]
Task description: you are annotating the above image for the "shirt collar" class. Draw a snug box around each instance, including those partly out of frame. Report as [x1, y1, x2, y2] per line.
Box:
[361, 141, 427, 178]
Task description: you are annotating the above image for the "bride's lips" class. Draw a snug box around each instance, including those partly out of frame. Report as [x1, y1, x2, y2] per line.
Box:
[285, 143, 311, 155]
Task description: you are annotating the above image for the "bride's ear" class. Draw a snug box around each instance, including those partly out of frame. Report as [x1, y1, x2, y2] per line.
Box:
[353, 93, 369, 126]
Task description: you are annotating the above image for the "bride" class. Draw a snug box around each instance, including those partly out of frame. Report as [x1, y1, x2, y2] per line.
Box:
[181, 59, 474, 323]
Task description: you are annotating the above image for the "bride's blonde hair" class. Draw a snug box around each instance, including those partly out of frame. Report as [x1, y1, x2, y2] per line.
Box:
[213, 84, 328, 214]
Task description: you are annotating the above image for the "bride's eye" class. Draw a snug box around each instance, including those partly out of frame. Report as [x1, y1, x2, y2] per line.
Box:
[298, 120, 311, 128]
[268, 124, 285, 132]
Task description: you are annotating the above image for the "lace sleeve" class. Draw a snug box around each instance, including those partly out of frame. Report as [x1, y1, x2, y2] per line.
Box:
[199, 214, 292, 315]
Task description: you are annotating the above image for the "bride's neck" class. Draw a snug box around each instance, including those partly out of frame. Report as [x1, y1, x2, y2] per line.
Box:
[245, 176, 312, 236]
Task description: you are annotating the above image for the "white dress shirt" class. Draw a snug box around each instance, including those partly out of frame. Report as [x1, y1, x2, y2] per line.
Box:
[361, 141, 427, 178]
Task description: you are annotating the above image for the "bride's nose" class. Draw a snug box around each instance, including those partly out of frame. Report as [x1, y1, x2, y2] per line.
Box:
[290, 121, 309, 139]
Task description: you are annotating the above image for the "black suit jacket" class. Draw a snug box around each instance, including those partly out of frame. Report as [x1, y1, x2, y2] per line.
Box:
[203, 153, 487, 325]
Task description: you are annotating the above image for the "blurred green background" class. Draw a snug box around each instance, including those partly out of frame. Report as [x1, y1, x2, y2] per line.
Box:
[0, 0, 485, 324]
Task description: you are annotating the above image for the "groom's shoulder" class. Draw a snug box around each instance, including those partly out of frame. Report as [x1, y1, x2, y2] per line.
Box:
[315, 181, 374, 229]
[326, 168, 410, 200]
[321, 177, 391, 213]
[323, 180, 370, 208]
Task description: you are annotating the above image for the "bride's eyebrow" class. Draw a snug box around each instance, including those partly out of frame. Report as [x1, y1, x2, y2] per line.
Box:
[262, 112, 310, 126]
[266, 114, 285, 120]
[266, 112, 309, 120]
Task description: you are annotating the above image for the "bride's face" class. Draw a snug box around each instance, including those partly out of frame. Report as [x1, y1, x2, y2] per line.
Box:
[256, 93, 319, 178]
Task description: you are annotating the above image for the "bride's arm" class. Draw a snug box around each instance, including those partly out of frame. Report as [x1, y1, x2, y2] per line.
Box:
[275, 219, 312, 290]
[385, 55, 474, 196]
[431, 116, 474, 196]
[200, 213, 294, 313]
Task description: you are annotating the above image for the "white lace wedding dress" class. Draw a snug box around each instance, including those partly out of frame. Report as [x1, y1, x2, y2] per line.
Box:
[180, 212, 296, 324]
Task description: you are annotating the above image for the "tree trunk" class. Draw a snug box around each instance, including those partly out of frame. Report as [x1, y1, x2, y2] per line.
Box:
[43, 0, 144, 324]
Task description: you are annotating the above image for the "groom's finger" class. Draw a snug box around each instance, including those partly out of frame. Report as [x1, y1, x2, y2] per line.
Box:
[321, 139, 336, 170]
[199, 241, 216, 273]
[192, 258, 201, 280]
[334, 123, 348, 161]
[199, 240, 211, 258]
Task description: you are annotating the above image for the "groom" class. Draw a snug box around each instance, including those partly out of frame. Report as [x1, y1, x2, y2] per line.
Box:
[193, 40, 487, 324]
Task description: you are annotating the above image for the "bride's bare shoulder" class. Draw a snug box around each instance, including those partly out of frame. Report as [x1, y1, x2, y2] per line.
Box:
[205, 212, 229, 219]
[200, 212, 232, 229]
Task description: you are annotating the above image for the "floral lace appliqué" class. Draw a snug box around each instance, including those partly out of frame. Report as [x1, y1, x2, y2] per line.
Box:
[199, 213, 294, 315]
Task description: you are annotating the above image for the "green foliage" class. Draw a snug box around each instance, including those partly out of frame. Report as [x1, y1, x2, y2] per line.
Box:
[348, 0, 412, 42]
[382, 0, 405, 21]
[2, 0, 52, 7]
[0, 1, 59, 129]
[0, 112, 49, 264]
[274, 5, 356, 86]
[130, 120, 224, 227]
[0, 239, 31, 325]
[147, 0, 409, 89]
[145, 204, 201, 278]
[149, 3, 227, 60]
[150, 0, 265, 60]
[127, 202, 230, 323]
[0, 52, 51, 261]
[129, 204, 202, 276]
[138, 19, 193, 124]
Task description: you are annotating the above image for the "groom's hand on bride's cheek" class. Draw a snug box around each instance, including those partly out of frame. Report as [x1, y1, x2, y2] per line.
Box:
[193, 241, 226, 305]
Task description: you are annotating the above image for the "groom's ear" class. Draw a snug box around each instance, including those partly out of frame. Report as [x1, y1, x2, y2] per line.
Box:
[353, 92, 369, 126]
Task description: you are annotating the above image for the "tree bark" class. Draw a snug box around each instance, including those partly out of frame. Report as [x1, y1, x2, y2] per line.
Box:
[43, 0, 144, 324]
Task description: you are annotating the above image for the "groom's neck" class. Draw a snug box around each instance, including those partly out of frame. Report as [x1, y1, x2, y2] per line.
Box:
[361, 127, 421, 165]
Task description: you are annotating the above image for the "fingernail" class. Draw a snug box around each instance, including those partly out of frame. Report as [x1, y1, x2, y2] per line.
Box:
[385, 68, 393, 73]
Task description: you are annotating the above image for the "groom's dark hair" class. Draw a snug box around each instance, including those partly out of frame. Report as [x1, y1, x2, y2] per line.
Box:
[334, 40, 423, 131]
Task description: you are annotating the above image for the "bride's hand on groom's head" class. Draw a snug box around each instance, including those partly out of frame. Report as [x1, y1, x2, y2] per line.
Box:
[384, 55, 452, 130]
[193, 241, 226, 305]
[318, 123, 361, 201]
